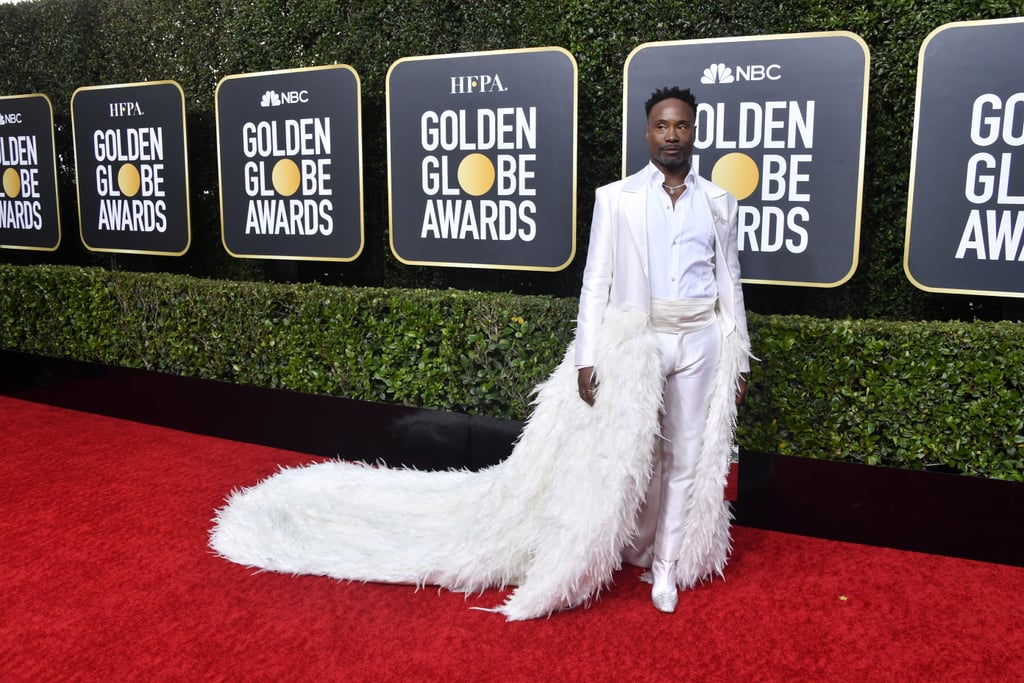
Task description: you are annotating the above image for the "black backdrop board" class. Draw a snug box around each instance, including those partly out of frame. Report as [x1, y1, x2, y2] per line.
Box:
[217, 65, 364, 261]
[0, 94, 61, 251]
[71, 81, 190, 255]
[625, 33, 869, 287]
[387, 47, 577, 271]
[905, 18, 1024, 298]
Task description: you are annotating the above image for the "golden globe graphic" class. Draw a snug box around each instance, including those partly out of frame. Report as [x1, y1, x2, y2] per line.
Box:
[117, 163, 141, 198]
[2, 167, 21, 198]
[711, 152, 760, 201]
[0, 93, 61, 251]
[271, 158, 301, 197]
[457, 153, 497, 197]
[625, 33, 869, 287]
[388, 47, 577, 271]
[71, 81, 190, 255]
[217, 65, 364, 261]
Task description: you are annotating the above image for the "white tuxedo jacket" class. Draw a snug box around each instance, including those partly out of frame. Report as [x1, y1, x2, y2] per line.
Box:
[575, 167, 750, 373]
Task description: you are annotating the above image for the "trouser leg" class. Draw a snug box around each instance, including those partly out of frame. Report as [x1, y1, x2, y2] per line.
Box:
[621, 449, 662, 566]
[652, 320, 722, 563]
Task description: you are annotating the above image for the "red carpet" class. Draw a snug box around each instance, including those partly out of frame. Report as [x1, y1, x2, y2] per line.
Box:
[2, 395, 1022, 681]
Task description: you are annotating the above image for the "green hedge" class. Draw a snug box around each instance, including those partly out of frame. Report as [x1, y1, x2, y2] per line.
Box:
[743, 315, 1024, 481]
[1, 264, 1021, 481]
[0, 264, 573, 418]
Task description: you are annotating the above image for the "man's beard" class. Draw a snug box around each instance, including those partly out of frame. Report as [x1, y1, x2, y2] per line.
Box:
[655, 147, 690, 170]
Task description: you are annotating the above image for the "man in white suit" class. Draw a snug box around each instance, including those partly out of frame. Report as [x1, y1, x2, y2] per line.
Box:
[575, 86, 750, 613]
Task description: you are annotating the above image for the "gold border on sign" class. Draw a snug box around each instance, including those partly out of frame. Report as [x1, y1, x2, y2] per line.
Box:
[903, 16, 1024, 299]
[0, 93, 61, 252]
[385, 46, 578, 272]
[623, 32, 871, 289]
[215, 64, 365, 262]
[71, 79, 192, 256]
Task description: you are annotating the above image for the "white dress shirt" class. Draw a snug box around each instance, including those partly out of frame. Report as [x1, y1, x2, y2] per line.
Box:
[643, 162, 718, 300]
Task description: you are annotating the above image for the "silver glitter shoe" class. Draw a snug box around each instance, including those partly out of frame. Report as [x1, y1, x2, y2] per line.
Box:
[650, 558, 678, 613]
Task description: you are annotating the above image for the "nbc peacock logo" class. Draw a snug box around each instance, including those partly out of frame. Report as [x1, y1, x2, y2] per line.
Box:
[701, 64, 735, 85]
[260, 89, 310, 107]
[260, 90, 283, 107]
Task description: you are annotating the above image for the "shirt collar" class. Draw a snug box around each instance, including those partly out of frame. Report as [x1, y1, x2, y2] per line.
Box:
[644, 161, 696, 190]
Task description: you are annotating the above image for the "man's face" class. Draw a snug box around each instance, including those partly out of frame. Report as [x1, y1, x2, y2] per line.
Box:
[646, 97, 696, 172]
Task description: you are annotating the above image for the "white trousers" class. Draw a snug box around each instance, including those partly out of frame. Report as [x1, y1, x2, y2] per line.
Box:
[623, 313, 723, 566]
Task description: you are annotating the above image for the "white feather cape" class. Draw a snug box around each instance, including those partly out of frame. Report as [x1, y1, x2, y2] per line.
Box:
[210, 307, 743, 620]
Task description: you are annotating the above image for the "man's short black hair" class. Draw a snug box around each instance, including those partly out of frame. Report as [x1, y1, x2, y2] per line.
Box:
[644, 86, 697, 119]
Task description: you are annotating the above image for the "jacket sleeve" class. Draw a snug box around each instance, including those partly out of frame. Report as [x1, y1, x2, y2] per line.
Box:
[574, 186, 615, 368]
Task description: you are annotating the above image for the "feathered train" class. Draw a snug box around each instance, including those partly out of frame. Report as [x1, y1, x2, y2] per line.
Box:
[210, 307, 742, 620]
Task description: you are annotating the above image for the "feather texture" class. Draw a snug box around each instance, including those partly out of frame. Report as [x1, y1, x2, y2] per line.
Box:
[210, 307, 744, 620]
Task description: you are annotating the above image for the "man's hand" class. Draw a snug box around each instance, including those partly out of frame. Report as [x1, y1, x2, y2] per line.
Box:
[577, 366, 597, 406]
[736, 373, 749, 407]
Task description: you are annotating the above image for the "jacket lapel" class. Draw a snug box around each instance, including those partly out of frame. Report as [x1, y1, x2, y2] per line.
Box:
[693, 176, 729, 249]
[621, 172, 649, 276]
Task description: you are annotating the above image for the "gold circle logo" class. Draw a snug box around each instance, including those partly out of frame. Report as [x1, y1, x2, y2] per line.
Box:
[457, 153, 495, 197]
[118, 163, 141, 198]
[2, 168, 20, 198]
[272, 159, 301, 197]
[711, 152, 760, 201]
